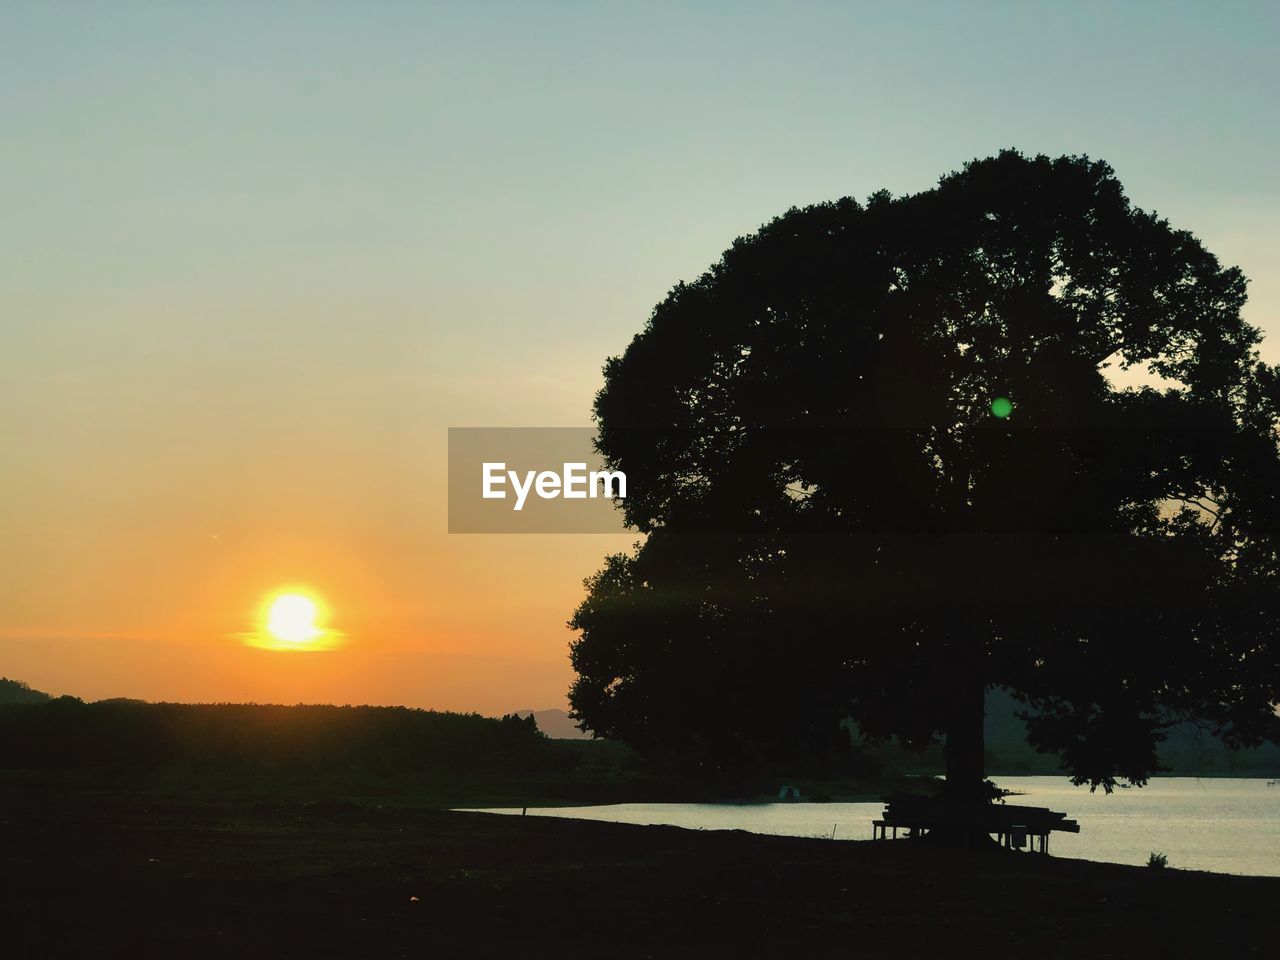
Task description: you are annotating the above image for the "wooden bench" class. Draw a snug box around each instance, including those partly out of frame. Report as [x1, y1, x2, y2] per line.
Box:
[872, 793, 1079, 853]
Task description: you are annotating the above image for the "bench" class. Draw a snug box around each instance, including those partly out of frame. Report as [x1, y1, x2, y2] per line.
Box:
[872, 793, 1080, 853]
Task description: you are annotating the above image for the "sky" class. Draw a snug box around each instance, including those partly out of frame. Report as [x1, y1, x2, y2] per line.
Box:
[2, 1, 1278, 714]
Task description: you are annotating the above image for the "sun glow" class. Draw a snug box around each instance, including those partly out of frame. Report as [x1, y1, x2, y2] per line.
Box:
[241, 588, 339, 651]
[266, 594, 322, 643]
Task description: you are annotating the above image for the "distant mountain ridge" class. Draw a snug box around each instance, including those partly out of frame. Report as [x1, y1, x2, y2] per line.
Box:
[512, 708, 590, 740]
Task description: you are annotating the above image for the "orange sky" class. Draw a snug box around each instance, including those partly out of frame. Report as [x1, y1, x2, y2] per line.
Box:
[0, 399, 633, 711]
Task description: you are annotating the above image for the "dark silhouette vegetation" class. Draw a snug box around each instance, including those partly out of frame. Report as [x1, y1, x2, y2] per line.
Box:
[0, 697, 562, 775]
[0, 692, 903, 803]
[0, 677, 51, 705]
[2, 684, 1269, 798]
[571, 150, 1280, 800]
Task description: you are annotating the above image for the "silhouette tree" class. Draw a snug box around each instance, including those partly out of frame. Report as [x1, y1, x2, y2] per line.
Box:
[569, 151, 1280, 800]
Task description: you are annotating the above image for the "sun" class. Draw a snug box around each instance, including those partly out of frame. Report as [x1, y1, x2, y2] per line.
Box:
[238, 587, 343, 651]
[238, 588, 341, 650]
[266, 593, 322, 644]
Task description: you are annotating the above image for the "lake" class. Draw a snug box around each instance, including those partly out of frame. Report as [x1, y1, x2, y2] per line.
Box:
[461, 776, 1280, 877]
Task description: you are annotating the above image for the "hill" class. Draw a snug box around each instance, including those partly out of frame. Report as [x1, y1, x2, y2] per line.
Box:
[0, 677, 50, 705]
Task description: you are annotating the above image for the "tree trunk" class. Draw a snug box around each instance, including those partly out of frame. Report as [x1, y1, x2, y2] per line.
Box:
[943, 677, 987, 803]
[918, 676, 993, 848]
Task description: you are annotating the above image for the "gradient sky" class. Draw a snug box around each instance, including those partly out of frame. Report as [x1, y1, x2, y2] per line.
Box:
[3, 2, 1278, 714]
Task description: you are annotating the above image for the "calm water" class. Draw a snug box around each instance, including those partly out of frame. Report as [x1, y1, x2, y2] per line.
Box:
[461, 777, 1280, 877]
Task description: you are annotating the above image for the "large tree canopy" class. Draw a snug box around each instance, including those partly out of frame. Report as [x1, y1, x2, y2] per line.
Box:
[569, 151, 1280, 796]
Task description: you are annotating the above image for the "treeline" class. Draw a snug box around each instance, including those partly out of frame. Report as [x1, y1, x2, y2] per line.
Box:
[0, 677, 50, 705]
[0, 698, 568, 774]
[978, 689, 1280, 778]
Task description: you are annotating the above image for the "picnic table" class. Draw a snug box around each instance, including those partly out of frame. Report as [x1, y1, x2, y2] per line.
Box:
[872, 792, 1080, 853]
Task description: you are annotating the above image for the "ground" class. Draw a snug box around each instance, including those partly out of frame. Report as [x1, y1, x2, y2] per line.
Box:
[2, 779, 1273, 958]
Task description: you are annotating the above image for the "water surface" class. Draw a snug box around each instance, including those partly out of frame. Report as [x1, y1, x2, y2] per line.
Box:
[461, 776, 1280, 876]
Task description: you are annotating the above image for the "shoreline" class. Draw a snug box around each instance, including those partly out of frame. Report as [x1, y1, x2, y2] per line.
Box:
[453, 776, 1280, 880]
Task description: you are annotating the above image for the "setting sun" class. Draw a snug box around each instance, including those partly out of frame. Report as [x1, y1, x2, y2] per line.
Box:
[266, 594, 321, 644]
[241, 589, 339, 651]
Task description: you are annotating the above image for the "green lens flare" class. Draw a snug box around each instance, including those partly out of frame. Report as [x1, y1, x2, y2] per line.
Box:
[991, 396, 1013, 419]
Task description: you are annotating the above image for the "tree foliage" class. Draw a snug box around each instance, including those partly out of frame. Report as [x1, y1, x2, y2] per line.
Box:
[569, 150, 1280, 793]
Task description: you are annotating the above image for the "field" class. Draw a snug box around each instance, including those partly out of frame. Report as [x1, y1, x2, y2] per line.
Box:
[3, 774, 1275, 958]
